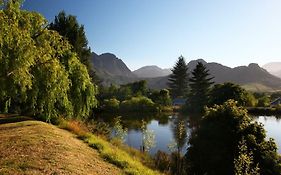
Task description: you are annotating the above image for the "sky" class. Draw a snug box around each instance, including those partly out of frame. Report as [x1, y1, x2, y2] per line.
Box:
[23, 0, 281, 70]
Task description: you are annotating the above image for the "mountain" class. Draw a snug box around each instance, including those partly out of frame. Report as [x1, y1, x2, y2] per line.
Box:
[91, 52, 135, 77]
[133, 66, 171, 78]
[89, 53, 281, 91]
[263, 62, 281, 78]
[90, 52, 137, 85]
[147, 60, 281, 91]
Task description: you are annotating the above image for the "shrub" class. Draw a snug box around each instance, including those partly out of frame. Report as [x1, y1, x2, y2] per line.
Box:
[120, 96, 158, 112]
[101, 98, 120, 111]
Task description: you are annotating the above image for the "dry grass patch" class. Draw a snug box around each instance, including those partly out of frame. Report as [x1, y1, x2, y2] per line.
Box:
[0, 118, 122, 175]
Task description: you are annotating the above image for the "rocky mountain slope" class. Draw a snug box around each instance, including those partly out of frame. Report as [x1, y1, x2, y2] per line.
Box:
[89, 53, 281, 91]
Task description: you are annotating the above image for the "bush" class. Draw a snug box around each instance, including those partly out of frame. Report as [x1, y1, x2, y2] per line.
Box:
[120, 96, 158, 112]
[149, 89, 172, 106]
[186, 100, 281, 175]
[101, 98, 120, 111]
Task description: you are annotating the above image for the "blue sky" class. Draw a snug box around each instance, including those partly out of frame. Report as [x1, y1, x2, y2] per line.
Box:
[23, 0, 281, 70]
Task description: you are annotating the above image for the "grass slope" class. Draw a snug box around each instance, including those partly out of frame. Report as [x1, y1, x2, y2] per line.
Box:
[242, 83, 281, 92]
[0, 115, 121, 175]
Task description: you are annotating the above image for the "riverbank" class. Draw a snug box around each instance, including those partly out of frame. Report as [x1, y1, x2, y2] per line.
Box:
[0, 114, 161, 175]
[247, 107, 281, 116]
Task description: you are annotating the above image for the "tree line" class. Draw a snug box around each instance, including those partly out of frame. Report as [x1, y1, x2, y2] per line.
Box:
[168, 56, 273, 114]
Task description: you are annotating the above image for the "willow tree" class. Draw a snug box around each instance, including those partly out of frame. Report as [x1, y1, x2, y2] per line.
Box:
[0, 1, 97, 120]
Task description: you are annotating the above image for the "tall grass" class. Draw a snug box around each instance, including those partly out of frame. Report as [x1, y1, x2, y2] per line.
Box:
[58, 119, 162, 175]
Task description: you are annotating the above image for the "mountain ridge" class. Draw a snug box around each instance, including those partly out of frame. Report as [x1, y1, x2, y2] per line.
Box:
[133, 65, 172, 78]
[89, 53, 281, 91]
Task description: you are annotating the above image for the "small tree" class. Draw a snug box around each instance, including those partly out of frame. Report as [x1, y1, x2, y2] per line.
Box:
[168, 56, 189, 98]
[141, 120, 156, 152]
[112, 117, 128, 143]
[170, 118, 187, 175]
[187, 62, 214, 113]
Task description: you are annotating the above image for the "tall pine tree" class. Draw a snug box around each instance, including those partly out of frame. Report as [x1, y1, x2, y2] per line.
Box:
[168, 56, 189, 98]
[187, 62, 214, 113]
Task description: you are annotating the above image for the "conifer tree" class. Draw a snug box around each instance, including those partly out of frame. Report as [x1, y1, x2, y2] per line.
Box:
[187, 62, 214, 113]
[168, 56, 189, 98]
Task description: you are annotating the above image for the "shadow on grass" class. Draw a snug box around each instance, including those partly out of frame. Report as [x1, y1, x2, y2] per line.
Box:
[0, 114, 33, 124]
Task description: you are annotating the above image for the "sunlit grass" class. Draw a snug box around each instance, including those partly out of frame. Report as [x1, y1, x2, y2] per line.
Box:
[59, 119, 162, 175]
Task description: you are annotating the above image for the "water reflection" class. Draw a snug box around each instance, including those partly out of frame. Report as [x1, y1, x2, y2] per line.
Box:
[96, 113, 192, 154]
[95, 113, 281, 155]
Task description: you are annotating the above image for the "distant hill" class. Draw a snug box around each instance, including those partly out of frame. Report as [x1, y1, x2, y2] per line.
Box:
[263, 62, 281, 78]
[147, 59, 281, 91]
[89, 53, 281, 91]
[133, 66, 171, 78]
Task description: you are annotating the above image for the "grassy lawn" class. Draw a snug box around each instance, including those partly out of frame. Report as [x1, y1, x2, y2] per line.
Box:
[0, 115, 121, 175]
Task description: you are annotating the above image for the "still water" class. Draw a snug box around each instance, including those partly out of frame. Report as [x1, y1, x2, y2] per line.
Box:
[256, 116, 281, 153]
[97, 114, 281, 154]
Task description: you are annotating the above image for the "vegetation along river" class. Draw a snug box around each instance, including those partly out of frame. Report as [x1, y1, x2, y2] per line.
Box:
[96, 113, 281, 154]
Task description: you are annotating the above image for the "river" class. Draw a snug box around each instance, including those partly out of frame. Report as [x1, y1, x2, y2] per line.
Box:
[96, 113, 281, 154]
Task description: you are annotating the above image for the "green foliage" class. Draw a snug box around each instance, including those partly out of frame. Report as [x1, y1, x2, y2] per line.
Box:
[49, 11, 91, 67]
[168, 56, 189, 98]
[256, 95, 270, 107]
[186, 62, 214, 113]
[234, 139, 260, 175]
[49, 11, 101, 85]
[122, 80, 148, 96]
[210, 83, 257, 107]
[101, 98, 120, 111]
[0, 1, 97, 120]
[120, 96, 158, 112]
[116, 86, 133, 101]
[186, 100, 281, 175]
[149, 89, 172, 106]
[84, 134, 161, 175]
